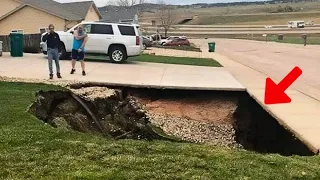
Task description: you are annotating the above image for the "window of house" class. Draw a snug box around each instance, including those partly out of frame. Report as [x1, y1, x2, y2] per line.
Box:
[40, 28, 48, 34]
[11, 29, 24, 33]
[91, 24, 113, 35]
[118, 25, 136, 36]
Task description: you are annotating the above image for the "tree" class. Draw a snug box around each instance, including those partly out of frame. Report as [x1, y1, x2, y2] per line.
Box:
[157, 1, 175, 37]
[112, 0, 145, 7]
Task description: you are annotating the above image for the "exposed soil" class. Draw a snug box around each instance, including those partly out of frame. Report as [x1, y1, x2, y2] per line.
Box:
[129, 89, 240, 147]
[28, 89, 167, 140]
[136, 97, 236, 124]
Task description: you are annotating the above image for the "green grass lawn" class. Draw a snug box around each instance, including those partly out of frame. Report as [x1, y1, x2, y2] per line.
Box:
[86, 54, 222, 67]
[1, 81, 320, 179]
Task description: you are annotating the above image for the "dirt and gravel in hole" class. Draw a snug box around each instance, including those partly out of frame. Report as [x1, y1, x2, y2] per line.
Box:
[131, 90, 240, 147]
[28, 86, 242, 148]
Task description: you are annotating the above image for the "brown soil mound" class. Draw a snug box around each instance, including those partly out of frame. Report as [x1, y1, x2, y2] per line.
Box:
[136, 96, 237, 124]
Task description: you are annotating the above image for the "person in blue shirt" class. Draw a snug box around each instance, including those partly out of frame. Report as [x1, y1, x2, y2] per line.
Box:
[70, 25, 88, 76]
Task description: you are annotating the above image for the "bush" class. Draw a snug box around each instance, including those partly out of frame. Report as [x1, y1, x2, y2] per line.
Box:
[274, 5, 299, 13]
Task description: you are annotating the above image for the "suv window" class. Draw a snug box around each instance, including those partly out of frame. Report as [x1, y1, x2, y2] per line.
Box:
[91, 24, 113, 35]
[83, 24, 92, 34]
[118, 25, 136, 36]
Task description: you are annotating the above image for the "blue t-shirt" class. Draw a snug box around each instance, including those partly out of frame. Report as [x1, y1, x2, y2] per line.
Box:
[73, 31, 86, 51]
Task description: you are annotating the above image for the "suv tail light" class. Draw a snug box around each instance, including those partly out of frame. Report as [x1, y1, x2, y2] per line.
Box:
[136, 36, 140, 46]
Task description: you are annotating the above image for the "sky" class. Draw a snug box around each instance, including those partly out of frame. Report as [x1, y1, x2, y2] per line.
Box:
[56, 0, 269, 7]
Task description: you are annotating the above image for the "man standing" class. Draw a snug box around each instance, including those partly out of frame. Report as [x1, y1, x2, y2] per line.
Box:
[70, 25, 88, 76]
[42, 24, 61, 79]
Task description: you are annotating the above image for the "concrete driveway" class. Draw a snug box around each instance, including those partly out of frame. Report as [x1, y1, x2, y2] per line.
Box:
[193, 38, 320, 101]
[0, 52, 244, 91]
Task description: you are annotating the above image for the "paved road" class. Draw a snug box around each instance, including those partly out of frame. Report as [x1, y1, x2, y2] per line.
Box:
[166, 30, 320, 35]
[193, 39, 320, 101]
[143, 24, 320, 35]
[146, 26, 320, 32]
[0, 52, 244, 91]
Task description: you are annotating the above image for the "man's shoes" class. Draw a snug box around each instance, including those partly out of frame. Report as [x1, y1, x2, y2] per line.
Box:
[70, 69, 76, 74]
[82, 71, 86, 76]
[57, 73, 62, 79]
[49, 74, 53, 79]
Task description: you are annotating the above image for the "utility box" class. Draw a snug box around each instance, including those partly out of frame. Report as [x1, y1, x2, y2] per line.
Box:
[10, 32, 23, 57]
[301, 34, 307, 46]
[0, 41, 2, 56]
[278, 34, 284, 41]
[208, 42, 216, 52]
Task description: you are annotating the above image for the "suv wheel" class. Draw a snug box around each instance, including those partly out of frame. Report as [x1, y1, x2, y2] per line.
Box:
[110, 47, 127, 63]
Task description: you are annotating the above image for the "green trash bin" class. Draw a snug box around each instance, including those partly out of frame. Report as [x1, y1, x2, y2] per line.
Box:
[208, 42, 215, 52]
[10, 32, 23, 57]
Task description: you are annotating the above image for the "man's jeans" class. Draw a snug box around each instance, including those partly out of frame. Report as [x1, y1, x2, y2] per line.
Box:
[47, 48, 60, 74]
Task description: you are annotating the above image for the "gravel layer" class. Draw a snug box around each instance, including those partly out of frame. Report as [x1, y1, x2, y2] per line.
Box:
[146, 113, 241, 148]
[70, 87, 117, 101]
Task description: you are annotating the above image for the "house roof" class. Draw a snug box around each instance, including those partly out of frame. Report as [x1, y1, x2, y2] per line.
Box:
[100, 8, 138, 23]
[61, 1, 102, 19]
[2, 0, 101, 21]
[21, 0, 82, 20]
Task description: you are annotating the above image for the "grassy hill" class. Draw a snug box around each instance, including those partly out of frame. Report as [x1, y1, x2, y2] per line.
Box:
[188, 12, 320, 25]
[139, 1, 320, 25]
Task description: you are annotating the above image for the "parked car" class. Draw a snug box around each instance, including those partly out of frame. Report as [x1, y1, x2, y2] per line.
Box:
[164, 38, 190, 46]
[40, 22, 143, 63]
[288, 21, 305, 28]
[305, 21, 314, 26]
[142, 36, 152, 49]
[159, 36, 187, 45]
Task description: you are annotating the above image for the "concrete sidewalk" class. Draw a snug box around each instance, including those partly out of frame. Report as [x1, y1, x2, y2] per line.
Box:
[148, 45, 320, 154]
[0, 52, 244, 91]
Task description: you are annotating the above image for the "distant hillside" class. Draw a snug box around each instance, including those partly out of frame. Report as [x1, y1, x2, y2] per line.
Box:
[99, 0, 320, 11]
[99, 3, 172, 12]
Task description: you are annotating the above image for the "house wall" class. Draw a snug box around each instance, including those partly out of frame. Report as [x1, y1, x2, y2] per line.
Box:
[65, 20, 80, 30]
[0, 6, 66, 35]
[84, 4, 100, 22]
[0, 0, 22, 17]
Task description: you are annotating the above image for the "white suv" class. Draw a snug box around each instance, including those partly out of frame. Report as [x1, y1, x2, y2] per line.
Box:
[40, 22, 143, 63]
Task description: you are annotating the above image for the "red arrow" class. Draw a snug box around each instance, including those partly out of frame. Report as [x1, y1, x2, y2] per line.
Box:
[264, 66, 302, 105]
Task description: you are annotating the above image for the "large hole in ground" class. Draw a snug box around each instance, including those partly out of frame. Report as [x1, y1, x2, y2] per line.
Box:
[28, 86, 315, 156]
